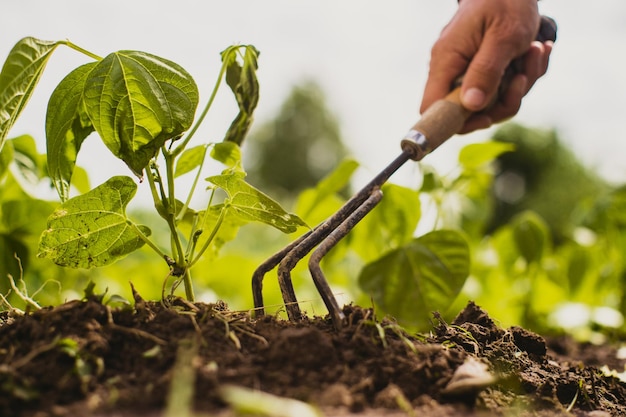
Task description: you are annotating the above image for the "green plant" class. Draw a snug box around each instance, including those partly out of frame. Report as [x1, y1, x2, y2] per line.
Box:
[0, 37, 306, 302]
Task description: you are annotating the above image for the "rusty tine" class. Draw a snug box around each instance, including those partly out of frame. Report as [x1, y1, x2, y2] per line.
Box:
[252, 149, 414, 327]
[308, 189, 384, 328]
[251, 16, 556, 330]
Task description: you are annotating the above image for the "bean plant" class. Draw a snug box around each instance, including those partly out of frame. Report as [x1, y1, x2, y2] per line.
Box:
[0, 37, 306, 301]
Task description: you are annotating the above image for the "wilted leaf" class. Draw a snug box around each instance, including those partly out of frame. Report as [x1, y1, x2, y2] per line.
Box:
[83, 51, 199, 176]
[38, 176, 151, 268]
[207, 172, 307, 233]
[0, 37, 61, 152]
[222, 45, 260, 145]
[359, 230, 470, 328]
[46, 62, 97, 200]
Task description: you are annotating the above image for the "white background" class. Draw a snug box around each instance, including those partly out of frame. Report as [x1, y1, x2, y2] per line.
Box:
[3, 0, 626, 200]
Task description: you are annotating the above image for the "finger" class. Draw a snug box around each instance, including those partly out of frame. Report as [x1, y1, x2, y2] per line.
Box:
[421, 48, 469, 114]
[458, 114, 493, 135]
[482, 73, 528, 124]
[460, 35, 516, 111]
[521, 41, 545, 92]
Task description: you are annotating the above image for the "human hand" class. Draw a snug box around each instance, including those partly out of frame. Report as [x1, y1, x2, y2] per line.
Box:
[420, 0, 554, 134]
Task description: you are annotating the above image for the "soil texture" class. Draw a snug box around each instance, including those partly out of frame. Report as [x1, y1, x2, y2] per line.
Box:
[1, 295, 626, 417]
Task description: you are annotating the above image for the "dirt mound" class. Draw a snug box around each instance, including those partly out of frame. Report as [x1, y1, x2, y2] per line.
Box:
[1, 297, 625, 416]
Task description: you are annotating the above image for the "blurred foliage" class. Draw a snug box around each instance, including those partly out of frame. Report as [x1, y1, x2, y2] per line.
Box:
[484, 124, 610, 242]
[3, 64, 626, 341]
[244, 80, 348, 200]
[431, 124, 626, 339]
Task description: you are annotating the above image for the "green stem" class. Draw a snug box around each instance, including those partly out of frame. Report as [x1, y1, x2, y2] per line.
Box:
[128, 221, 167, 259]
[172, 56, 230, 156]
[163, 148, 178, 211]
[161, 148, 187, 267]
[146, 166, 164, 214]
[60, 40, 102, 61]
[185, 215, 201, 260]
[189, 204, 227, 268]
[181, 269, 195, 302]
[185, 187, 216, 262]
[177, 144, 210, 223]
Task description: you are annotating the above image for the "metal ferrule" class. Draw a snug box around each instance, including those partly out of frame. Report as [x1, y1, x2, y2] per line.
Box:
[400, 129, 430, 161]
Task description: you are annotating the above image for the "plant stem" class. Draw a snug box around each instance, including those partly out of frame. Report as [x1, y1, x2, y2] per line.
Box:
[181, 269, 195, 302]
[7, 274, 41, 310]
[60, 40, 102, 61]
[161, 148, 187, 268]
[128, 221, 167, 259]
[189, 204, 228, 268]
[172, 57, 230, 156]
[163, 148, 178, 210]
[185, 187, 216, 262]
[177, 144, 210, 223]
[146, 167, 164, 213]
[145, 165, 190, 299]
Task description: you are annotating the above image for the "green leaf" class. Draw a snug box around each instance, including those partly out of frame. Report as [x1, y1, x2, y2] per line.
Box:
[566, 243, 589, 294]
[458, 141, 515, 169]
[70, 166, 91, 195]
[2, 199, 55, 237]
[46, 62, 97, 201]
[0, 139, 13, 180]
[83, 51, 199, 176]
[297, 158, 358, 220]
[420, 168, 442, 192]
[222, 46, 260, 145]
[359, 230, 470, 328]
[0, 234, 29, 293]
[0, 37, 61, 152]
[350, 183, 421, 261]
[175, 145, 208, 178]
[190, 205, 247, 260]
[38, 176, 151, 268]
[11, 134, 45, 182]
[512, 210, 550, 264]
[211, 141, 242, 171]
[207, 172, 307, 233]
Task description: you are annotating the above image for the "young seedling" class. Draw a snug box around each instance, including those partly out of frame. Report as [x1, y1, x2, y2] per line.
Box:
[0, 37, 306, 302]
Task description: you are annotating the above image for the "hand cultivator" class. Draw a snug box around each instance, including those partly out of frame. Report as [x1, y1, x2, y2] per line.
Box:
[252, 17, 557, 330]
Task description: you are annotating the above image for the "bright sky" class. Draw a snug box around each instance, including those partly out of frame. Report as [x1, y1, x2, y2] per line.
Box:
[3, 0, 626, 199]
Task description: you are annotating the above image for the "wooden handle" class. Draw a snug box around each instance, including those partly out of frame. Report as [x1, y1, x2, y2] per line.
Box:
[401, 87, 471, 161]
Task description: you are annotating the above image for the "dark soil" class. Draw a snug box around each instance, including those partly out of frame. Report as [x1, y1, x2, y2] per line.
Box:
[1, 295, 625, 417]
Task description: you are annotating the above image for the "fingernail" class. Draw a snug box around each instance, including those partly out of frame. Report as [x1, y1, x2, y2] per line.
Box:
[462, 88, 486, 110]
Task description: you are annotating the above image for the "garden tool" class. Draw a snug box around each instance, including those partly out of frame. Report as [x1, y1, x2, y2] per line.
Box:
[252, 16, 557, 329]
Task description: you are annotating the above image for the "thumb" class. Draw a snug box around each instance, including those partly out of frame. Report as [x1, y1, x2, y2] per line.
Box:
[460, 37, 514, 111]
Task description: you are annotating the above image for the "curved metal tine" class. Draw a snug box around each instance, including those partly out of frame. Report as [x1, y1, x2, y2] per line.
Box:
[252, 230, 312, 317]
[275, 150, 414, 322]
[309, 188, 384, 329]
[276, 186, 376, 321]
[251, 149, 413, 322]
